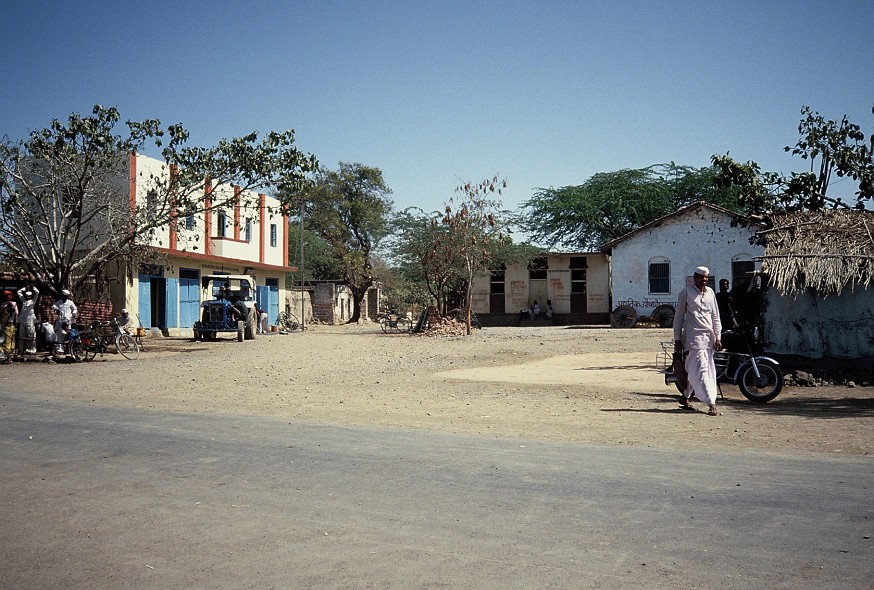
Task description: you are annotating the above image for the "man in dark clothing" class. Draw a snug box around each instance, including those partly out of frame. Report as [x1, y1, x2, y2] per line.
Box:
[715, 279, 735, 331]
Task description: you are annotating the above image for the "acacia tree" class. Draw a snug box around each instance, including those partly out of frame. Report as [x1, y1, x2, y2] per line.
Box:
[521, 164, 740, 250]
[439, 175, 511, 335]
[0, 105, 318, 298]
[299, 162, 392, 323]
[711, 105, 874, 214]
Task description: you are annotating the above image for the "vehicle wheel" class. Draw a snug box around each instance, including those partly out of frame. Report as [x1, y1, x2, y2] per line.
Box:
[652, 304, 675, 328]
[610, 305, 638, 328]
[244, 310, 257, 340]
[738, 359, 783, 403]
[69, 339, 85, 362]
[381, 318, 391, 333]
[396, 317, 412, 333]
[277, 312, 288, 330]
[237, 321, 245, 342]
[84, 342, 97, 361]
[116, 334, 140, 360]
[193, 329, 200, 342]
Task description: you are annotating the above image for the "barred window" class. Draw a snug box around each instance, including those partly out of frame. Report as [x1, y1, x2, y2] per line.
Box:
[649, 260, 670, 294]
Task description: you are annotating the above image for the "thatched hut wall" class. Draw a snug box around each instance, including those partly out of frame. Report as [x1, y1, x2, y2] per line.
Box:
[759, 210, 874, 364]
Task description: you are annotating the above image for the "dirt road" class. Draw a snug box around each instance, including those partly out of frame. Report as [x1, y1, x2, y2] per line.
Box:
[5, 324, 872, 456]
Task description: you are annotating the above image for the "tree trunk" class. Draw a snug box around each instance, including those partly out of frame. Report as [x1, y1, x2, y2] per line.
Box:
[348, 284, 369, 323]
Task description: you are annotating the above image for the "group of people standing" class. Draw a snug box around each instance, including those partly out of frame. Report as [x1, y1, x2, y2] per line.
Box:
[1, 284, 43, 362]
[0, 286, 91, 361]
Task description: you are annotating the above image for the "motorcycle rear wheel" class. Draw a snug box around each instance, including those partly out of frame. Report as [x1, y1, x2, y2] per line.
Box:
[738, 359, 783, 403]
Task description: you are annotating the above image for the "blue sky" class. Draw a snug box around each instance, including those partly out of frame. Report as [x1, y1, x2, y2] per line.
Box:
[2, 0, 872, 229]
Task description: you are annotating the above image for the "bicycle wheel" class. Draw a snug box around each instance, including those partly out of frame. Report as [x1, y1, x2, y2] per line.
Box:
[69, 339, 85, 362]
[381, 317, 392, 333]
[277, 311, 289, 329]
[115, 333, 140, 360]
[83, 337, 98, 361]
[396, 317, 412, 333]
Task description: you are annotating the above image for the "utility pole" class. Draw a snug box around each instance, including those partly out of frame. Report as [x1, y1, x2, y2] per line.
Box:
[300, 200, 306, 330]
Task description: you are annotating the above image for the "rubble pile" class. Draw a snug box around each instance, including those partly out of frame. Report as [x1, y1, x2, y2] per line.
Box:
[417, 316, 470, 337]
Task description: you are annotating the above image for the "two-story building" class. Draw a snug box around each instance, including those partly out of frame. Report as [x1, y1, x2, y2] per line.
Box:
[110, 153, 294, 336]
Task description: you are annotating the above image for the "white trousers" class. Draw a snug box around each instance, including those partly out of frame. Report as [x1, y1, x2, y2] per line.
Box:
[684, 347, 718, 406]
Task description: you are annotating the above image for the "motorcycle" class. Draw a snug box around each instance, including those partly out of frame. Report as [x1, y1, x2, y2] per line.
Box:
[659, 322, 784, 403]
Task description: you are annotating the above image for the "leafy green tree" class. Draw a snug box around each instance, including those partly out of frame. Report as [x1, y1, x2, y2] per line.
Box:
[298, 162, 392, 323]
[286, 222, 343, 289]
[392, 208, 464, 314]
[712, 105, 874, 213]
[521, 164, 738, 250]
[0, 105, 317, 298]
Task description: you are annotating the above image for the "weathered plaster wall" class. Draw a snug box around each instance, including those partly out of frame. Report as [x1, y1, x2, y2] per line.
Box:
[764, 283, 874, 359]
[611, 208, 762, 317]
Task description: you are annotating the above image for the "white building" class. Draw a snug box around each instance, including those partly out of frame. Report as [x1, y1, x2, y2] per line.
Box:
[112, 153, 293, 335]
[600, 202, 764, 320]
[470, 252, 611, 323]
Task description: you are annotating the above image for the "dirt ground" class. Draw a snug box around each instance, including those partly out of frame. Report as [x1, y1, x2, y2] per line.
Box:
[3, 324, 872, 456]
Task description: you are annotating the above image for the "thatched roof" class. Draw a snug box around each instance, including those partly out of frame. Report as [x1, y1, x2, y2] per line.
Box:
[757, 209, 874, 296]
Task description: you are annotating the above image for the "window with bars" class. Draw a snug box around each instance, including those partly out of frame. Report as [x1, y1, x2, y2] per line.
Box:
[649, 260, 670, 294]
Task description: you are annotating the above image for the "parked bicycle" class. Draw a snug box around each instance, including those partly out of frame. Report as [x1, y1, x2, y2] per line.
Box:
[56, 323, 87, 362]
[277, 311, 302, 332]
[80, 316, 140, 361]
[381, 312, 412, 334]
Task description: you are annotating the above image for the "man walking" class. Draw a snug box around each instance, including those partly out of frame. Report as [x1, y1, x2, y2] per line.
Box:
[673, 266, 722, 416]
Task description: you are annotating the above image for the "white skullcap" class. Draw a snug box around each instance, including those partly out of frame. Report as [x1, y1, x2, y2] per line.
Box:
[61, 289, 71, 296]
[694, 266, 710, 276]
[121, 308, 128, 314]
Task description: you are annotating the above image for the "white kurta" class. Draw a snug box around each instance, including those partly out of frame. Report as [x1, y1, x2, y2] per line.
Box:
[673, 284, 722, 405]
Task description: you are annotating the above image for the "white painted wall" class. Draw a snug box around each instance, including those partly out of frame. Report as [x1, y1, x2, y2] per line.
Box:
[610, 206, 763, 317]
[471, 253, 610, 315]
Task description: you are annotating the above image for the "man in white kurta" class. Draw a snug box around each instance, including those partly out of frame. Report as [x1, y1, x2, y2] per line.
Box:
[673, 266, 722, 415]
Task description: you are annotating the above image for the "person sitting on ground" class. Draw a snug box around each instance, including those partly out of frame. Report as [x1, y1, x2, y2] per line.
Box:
[528, 300, 541, 320]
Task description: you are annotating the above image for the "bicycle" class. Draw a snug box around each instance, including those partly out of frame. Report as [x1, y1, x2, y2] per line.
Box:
[81, 317, 140, 360]
[56, 324, 87, 362]
[277, 311, 302, 332]
[380, 312, 412, 334]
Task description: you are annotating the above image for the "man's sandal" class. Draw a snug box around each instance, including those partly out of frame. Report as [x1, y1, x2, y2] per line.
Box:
[678, 395, 695, 410]
[707, 405, 718, 416]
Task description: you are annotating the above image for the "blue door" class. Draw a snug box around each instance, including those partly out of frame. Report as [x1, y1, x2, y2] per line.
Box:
[138, 275, 151, 327]
[179, 269, 201, 328]
[266, 278, 280, 324]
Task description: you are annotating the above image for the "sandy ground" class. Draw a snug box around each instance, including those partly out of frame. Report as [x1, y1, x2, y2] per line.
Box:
[3, 324, 872, 456]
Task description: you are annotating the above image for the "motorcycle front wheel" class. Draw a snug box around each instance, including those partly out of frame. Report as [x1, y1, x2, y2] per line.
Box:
[738, 359, 784, 403]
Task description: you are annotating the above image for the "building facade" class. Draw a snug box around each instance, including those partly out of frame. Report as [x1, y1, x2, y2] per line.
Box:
[600, 202, 763, 321]
[111, 153, 293, 336]
[470, 252, 611, 323]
